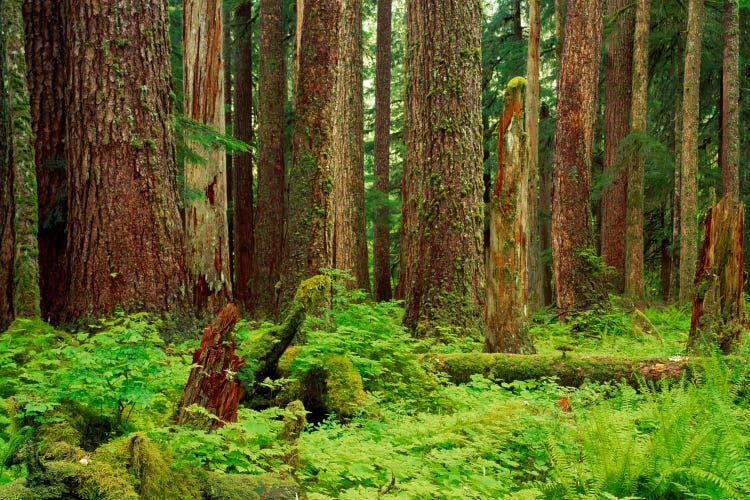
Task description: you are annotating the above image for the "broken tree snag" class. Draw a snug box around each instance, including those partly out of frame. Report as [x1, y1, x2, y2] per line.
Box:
[485, 77, 534, 354]
[688, 195, 746, 354]
[175, 303, 244, 430]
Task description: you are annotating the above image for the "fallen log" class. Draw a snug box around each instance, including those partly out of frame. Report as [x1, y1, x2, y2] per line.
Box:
[424, 353, 702, 387]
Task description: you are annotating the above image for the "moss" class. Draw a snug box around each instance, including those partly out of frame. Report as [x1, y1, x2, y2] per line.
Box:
[277, 347, 301, 378]
[202, 472, 302, 500]
[323, 355, 368, 419]
[293, 275, 332, 314]
[0, 479, 31, 500]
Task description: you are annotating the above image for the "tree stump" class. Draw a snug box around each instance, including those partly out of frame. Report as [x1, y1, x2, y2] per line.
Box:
[175, 304, 245, 430]
[688, 195, 746, 354]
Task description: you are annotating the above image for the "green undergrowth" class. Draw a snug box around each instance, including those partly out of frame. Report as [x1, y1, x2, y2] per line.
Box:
[0, 294, 748, 498]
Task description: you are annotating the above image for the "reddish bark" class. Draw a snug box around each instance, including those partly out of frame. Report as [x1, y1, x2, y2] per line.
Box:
[176, 304, 245, 430]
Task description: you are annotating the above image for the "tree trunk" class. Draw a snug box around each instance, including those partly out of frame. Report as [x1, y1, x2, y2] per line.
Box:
[552, 0, 607, 317]
[3, 0, 41, 319]
[280, 0, 340, 311]
[175, 304, 244, 430]
[61, 0, 188, 321]
[22, 0, 67, 321]
[538, 104, 554, 307]
[688, 196, 745, 354]
[671, 35, 684, 300]
[254, 0, 287, 318]
[555, 0, 567, 63]
[678, 0, 704, 305]
[373, 0, 393, 302]
[720, 0, 739, 200]
[600, 0, 635, 293]
[625, 0, 650, 301]
[233, 1, 254, 311]
[183, 0, 233, 314]
[224, 6, 234, 283]
[527, 0, 543, 311]
[331, 0, 369, 291]
[485, 79, 534, 354]
[399, 0, 484, 335]
[0, 26, 13, 330]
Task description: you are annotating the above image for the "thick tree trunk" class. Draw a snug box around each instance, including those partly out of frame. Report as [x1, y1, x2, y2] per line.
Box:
[399, 0, 485, 335]
[373, 0, 393, 302]
[0, 28, 13, 330]
[552, 0, 607, 317]
[176, 304, 244, 430]
[331, 0, 369, 291]
[233, 2, 254, 311]
[22, 0, 67, 321]
[183, 0, 233, 314]
[280, 0, 340, 311]
[678, 0, 704, 305]
[688, 196, 745, 354]
[254, 0, 287, 318]
[625, 0, 650, 301]
[527, 0, 543, 311]
[61, 0, 188, 321]
[3, 0, 41, 319]
[485, 79, 534, 354]
[720, 0, 739, 200]
[600, 0, 634, 293]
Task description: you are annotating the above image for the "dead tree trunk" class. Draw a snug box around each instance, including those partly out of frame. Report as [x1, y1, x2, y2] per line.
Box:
[176, 304, 244, 430]
[688, 195, 746, 354]
[485, 78, 534, 354]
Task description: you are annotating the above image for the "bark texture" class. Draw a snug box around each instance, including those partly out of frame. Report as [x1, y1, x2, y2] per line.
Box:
[688, 196, 745, 354]
[331, 0, 369, 291]
[254, 0, 287, 318]
[183, 0, 233, 314]
[678, 0, 704, 304]
[22, 0, 67, 320]
[720, 0, 739, 200]
[233, 1, 254, 311]
[527, 0, 543, 311]
[671, 36, 684, 300]
[176, 304, 244, 430]
[485, 79, 534, 354]
[61, 0, 188, 321]
[625, 0, 650, 301]
[4, 0, 40, 319]
[600, 0, 635, 293]
[373, 0, 393, 302]
[552, 0, 607, 316]
[399, 0, 485, 335]
[0, 26, 13, 330]
[280, 0, 340, 311]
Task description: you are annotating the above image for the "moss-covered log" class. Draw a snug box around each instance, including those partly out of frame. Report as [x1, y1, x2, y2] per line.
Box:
[425, 353, 699, 387]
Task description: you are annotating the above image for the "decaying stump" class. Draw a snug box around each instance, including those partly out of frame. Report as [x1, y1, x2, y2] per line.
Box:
[175, 304, 245, 430]
[485, 77, 535, 354]
[688, 195, 746, 354]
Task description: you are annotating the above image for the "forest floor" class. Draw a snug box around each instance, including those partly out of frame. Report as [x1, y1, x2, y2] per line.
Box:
[0, 288, 749, 499]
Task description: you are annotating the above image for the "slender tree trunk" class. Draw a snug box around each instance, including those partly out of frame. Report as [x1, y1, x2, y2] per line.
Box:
[552, 0, 607, 317]
[399, 0, 485, 335]
[0, 27, 13, 330]
[527, 0, 543, 311]
[720, 0, 739, 200]
[679, 0, 704, 305]
[3, 0, 40, 318]
[625, 0, 650, 301]
[280, 0, 340, 311]
[671, 36, 684, 300]
[254, 0, 287, 318]
[61, 0, 188, 322]
[601, 0, 635, 293]
[555, 0, 567, 63]
[332, 0, 369, 291]
[224, 6, 234, 283]
[233, 1, 254, 311]
[538, 104, 554, 306]
[183, 0, 233, 314]
[373, 0, 393, 302]
[486, 79, 534, 353]
[22, 0, 67, 321]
